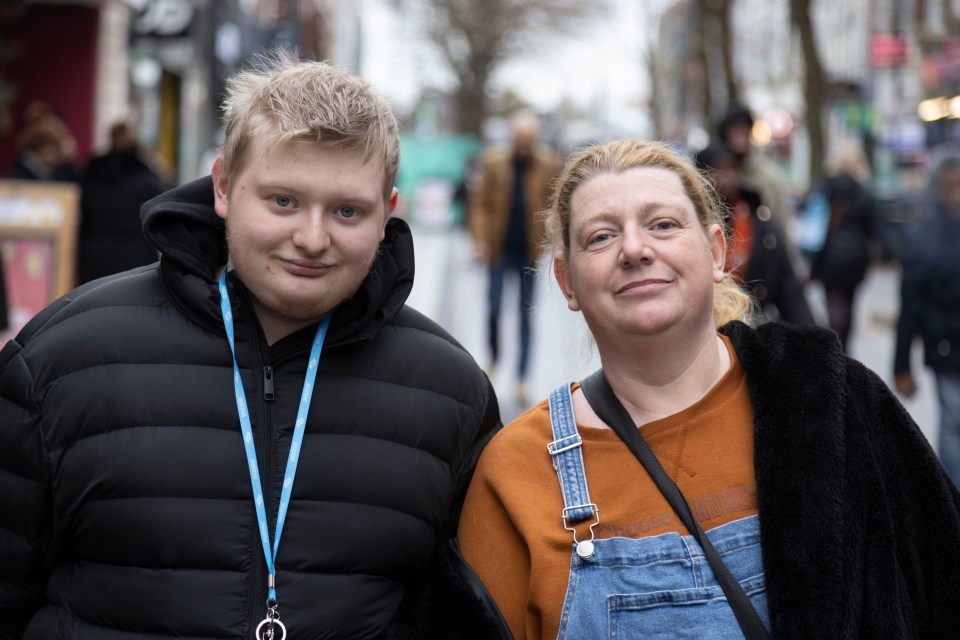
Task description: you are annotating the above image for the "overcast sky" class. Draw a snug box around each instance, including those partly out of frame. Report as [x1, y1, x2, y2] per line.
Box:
[359, 0, 655, 136]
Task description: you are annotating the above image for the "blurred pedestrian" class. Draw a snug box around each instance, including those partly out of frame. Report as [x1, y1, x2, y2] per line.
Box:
[716, 104, 797, 257]
[459, 138, 960, 640]
[895, 143, 960, 488]
[803, 144, 891, 351]
[695, 143, 815, 325]
[470, 111, 558, 405]
[76, 120, 166, 284]
[0, 51, 507, 639]
[6, 100, 79, 182]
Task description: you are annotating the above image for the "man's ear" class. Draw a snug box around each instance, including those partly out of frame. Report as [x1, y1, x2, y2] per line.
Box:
[212, 157, 229, 221]
[554, 254, 581, 312]
[387, 188, 399, 218]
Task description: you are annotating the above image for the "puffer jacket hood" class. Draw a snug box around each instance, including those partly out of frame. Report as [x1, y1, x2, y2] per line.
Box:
[140, 175, 415, 346]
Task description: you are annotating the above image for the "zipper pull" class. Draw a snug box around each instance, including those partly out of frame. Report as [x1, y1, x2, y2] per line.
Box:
[263, 366, 275, 401]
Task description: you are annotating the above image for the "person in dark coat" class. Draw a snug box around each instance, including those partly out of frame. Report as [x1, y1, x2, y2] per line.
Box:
[695, 143, 815, 326]
[0, 51, 508, 640]
[895, 143, 960, 489]
[76, 121, 166, 284]
[804, 145, 891, 351]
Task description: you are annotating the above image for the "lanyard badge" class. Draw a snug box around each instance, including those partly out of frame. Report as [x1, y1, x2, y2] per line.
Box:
[219, 271, 331, 640]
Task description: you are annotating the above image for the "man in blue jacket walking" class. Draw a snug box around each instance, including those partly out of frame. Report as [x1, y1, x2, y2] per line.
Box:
[895, 143, 960, 488]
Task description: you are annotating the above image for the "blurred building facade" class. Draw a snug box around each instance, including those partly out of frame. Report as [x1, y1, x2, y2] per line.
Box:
[0, 0, 360, 185]
[655, 0, 959, 198]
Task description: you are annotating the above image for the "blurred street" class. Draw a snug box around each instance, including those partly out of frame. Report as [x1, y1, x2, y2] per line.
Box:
[406, 222, 939, 449]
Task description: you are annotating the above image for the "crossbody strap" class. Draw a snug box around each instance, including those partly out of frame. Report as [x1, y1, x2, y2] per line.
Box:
[580, 370, 770, 640]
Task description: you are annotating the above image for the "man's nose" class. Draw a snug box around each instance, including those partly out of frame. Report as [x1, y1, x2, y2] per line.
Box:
[293, 211, 331, 253]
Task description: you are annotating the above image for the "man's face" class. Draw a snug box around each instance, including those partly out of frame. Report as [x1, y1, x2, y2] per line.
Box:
[213, 138, 398, 341]
[937, 166, 960, 217]
[512, 121, 539, 158]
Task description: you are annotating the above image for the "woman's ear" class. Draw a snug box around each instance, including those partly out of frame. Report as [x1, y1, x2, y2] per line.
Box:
[554, 254, 581, 312]
[708, 223, 727, 283]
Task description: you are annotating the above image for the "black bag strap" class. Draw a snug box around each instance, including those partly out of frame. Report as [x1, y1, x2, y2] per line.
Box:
[580, 369, 770, 640]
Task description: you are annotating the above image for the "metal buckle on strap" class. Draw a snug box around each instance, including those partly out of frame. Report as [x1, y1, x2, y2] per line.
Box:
[562, 503, 600, 560]
[547, 434, 583, 456]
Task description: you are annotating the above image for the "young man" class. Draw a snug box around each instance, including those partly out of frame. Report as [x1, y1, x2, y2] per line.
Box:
[0, 52, 507, 639]
[895, 144, 960, 489]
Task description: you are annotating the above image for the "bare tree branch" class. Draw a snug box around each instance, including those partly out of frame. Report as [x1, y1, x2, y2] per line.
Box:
[416, 0, 612, 135]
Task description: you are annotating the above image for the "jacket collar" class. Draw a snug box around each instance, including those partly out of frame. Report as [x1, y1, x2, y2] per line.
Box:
[140, 175, 414, 346]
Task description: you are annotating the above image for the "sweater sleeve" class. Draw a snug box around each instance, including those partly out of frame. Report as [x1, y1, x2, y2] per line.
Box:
[0, 340, 51, 639]
[457, 438, 533, 640]
[857, 363, 960, 635]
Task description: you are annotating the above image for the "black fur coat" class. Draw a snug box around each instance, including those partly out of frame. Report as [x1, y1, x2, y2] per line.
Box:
[394, 321, 960, 639]
[725, 320, 960, 638]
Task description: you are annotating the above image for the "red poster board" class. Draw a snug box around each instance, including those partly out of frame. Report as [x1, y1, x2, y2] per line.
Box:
[0, 179, 79, 345]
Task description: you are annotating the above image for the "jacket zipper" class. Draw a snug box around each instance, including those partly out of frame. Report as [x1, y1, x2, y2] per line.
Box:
[246, 329, 275, 637]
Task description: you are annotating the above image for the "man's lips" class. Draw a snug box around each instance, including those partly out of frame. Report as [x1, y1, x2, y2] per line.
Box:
[280, 259, 333, 277]
[615, 279, 670, 294]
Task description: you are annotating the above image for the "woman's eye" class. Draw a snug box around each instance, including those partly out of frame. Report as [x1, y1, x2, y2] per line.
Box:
[589, 232, 611, 245]
[338, 206, 358, 219]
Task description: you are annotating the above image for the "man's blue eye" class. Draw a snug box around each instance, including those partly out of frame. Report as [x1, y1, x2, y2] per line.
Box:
[275, 196, 292, 207]
[339, 206, 357, 218]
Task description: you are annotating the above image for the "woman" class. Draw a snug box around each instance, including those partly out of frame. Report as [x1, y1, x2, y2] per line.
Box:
[457, 139, 960, 639]
[806, 145, 891, 351]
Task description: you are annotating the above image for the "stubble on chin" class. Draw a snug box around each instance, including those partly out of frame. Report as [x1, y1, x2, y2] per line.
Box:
[233, 241, 384, 323]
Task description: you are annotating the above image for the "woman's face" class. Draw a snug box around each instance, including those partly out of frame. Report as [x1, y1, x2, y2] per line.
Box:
[554, 166, 725, 344]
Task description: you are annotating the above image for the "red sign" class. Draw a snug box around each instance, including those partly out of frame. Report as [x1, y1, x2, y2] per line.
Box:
[871, 34, 910, 68]
[922, 41, 960, 86]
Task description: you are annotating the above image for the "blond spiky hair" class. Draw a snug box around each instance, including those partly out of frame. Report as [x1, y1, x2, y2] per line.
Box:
[219, 49, 400, 198]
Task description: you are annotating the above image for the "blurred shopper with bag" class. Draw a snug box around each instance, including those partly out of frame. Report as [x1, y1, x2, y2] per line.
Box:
[801, 144, 891, 351]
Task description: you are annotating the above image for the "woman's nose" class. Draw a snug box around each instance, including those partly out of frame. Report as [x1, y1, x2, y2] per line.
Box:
[619, 227, 653, 265]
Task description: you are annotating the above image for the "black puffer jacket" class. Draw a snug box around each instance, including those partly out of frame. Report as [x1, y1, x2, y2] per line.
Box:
[0, 177, 506, 639]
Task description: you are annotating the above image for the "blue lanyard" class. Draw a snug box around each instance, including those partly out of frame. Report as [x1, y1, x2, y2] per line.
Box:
[218, 270, 331, 606]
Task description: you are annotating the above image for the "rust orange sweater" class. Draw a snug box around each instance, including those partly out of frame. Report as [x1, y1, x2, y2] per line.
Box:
[458, 336, 757, 640]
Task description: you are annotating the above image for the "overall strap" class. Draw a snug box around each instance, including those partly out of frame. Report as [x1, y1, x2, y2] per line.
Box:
[580, 369, 770, 640]
[547, 384, 599, 558]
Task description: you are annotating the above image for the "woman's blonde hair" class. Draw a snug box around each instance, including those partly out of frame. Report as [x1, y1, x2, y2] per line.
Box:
[544, 138, 756, 327]
[219, 49, 400, 199]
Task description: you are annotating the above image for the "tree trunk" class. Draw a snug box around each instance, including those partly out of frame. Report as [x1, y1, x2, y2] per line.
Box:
[454, 82, 486, 137]
[790, 0, 825, 184]
[690, 0, 711, 125]
[718, 0, 740, 106]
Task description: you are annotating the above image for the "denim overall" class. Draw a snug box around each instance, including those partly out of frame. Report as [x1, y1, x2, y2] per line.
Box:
[547, 384, 771, 639]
